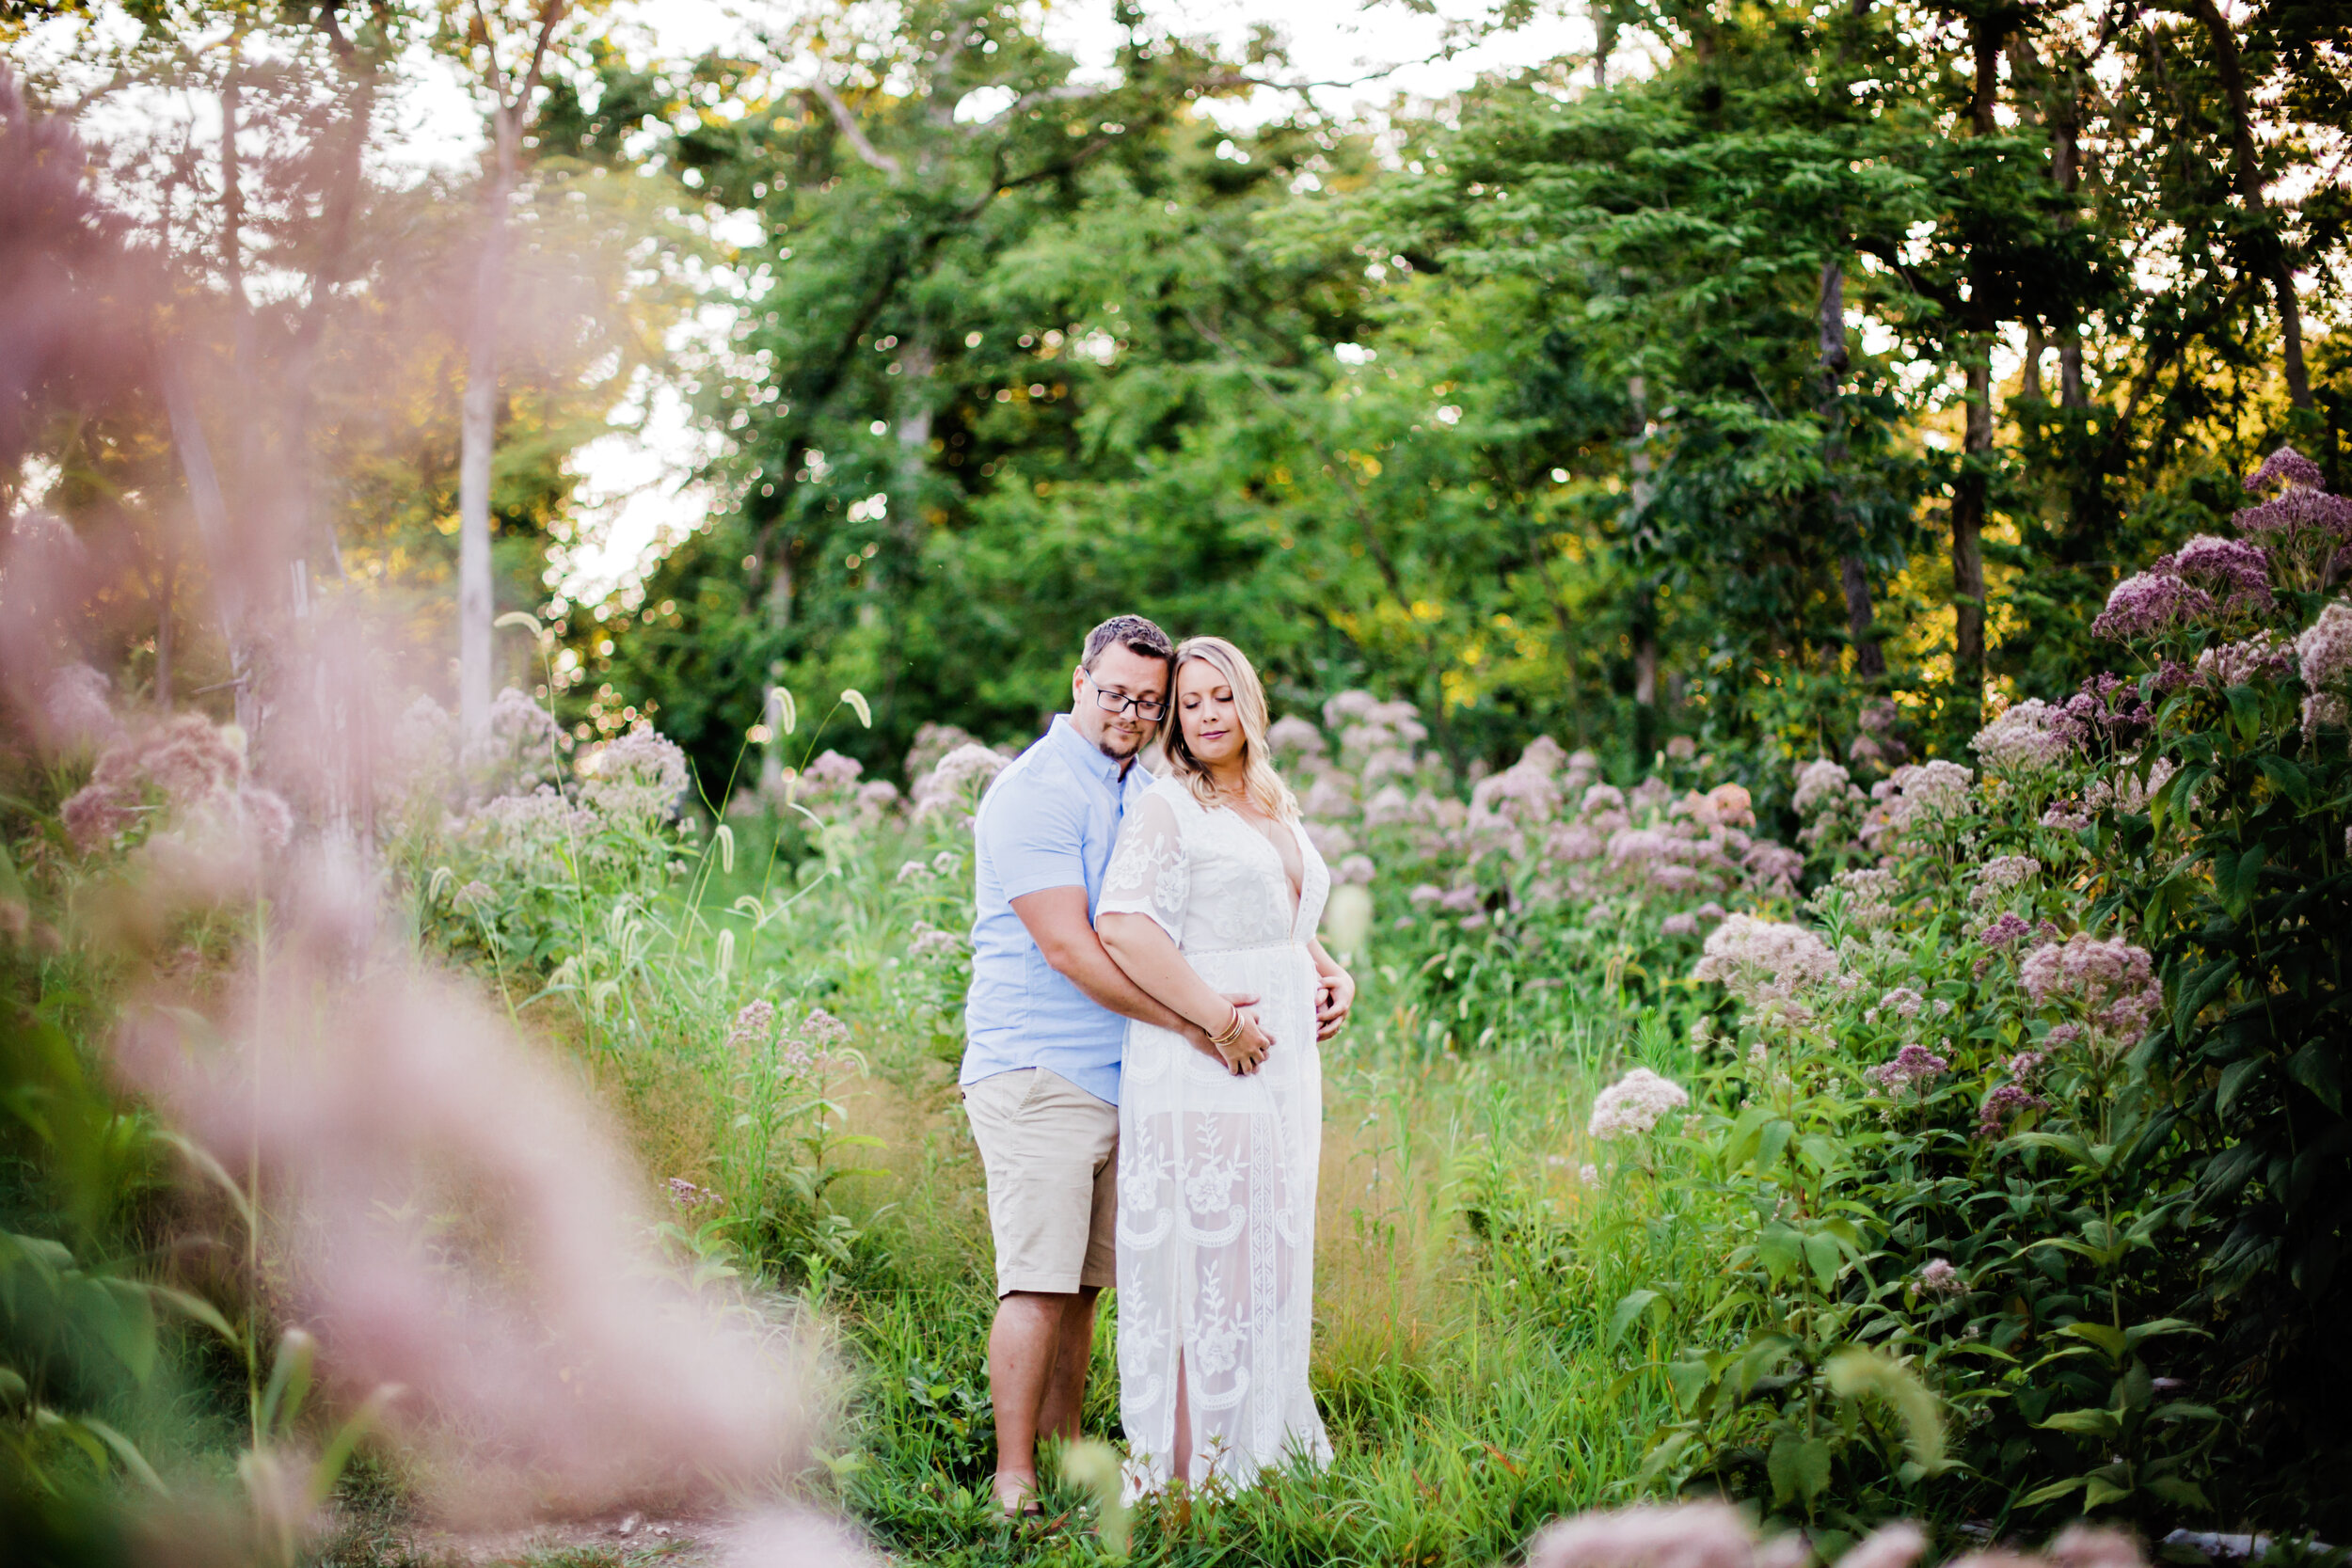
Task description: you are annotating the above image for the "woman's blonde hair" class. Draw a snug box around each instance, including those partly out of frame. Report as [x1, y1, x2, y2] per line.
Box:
[1157, 636, 1299, 820]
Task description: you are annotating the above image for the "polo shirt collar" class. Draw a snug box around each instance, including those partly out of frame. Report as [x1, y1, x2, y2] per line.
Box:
[1047, 713, 1136, 789]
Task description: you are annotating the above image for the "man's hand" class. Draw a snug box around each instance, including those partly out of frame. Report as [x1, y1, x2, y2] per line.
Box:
[1314, 967, 1357, 1040]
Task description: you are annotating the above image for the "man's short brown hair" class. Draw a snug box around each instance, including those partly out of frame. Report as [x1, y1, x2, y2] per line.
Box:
[1081, 614, 1174, 671]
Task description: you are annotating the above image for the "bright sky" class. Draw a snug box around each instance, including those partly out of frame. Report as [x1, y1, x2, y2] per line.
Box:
[525, 0, 1599, 603]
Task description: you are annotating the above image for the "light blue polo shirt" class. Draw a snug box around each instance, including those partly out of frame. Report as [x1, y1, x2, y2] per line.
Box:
[960, 714, 1152, 1106]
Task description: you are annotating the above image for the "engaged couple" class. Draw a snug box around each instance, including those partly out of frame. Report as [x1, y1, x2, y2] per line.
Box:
[957, 614, 1356, 1511]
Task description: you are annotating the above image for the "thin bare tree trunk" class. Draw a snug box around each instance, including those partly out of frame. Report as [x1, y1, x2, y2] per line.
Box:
[1952, 353, 1992, 712]
[458, 141, 512, 738]
[2189, 0, 2309, 409]
[2021, 323, 2045, 403]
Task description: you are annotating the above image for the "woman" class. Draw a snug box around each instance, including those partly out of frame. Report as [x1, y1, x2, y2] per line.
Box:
[1096, 635, 1356, 1493]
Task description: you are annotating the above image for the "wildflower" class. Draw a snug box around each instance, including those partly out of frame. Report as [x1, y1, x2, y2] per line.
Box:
[1916, 1259, 1966, 1300]
[1791, 757, 1861, 817]
[2234, 473, 2352, 543]
[2058, 673, 2153, 750]
[2305, 692, 2349, 738]
[1336, 854, 1375, 885]
[1742, 843, 1803, 894]
[725, 1000, 776, 1053]
[797, 1006, 852, 1048]
[1661, 913, 1699, 937]
[580, 725, 690, 820]
[2041, 800, 2090, 830]
[1407, 883, 1444, 908]
[1302, 774, 1359, 820]
[1587, 1068, 1692, 1140]
[1523, 1500, 1756, 1568]
[854, 779, 902, 815]
[1860, 760, 1975, 847]
[1978, 1082, 2051, 1138]
[1361, 784, 1413, 826]
[454, 879, 494, 907]
[1879, 988, 1927, 1022]
[1306, 820, 1359, 859]
[2245, 444, 2326, 491]
[910, 922, 965, 958]
[1545, 824, 1604, 863]
[1970, 699, 2075, 776]
[666, 1177, 721, 1212]
[2297, 601, 2352, 690]
[2043, 1024, 2083, 1051]
[2090, 569, 2215, 641]
[1825, 867, 1900, 928]
[1864, 1044, 1949, 1099]
[2170, 534, 2275, 617]
[1266, 715, 1327, 757]
[2020, 932, 2164, 1047]
[1978, 912, 2029, 950]
[1970, 854, 2041, 905]
[2008, 1050, 2049, 1081]
[895, 860, 933, 884]
[1580, 783, 1627, 817]
[914, 742, 1010, 816]
[1438, 886, 1483, 913]
[1579, 1164, 1599, 1186]
[1693, 915, 1838, 1002]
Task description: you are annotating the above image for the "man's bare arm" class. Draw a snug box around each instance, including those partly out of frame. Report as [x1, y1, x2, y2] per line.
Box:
[1009, 887, 1251, 1053]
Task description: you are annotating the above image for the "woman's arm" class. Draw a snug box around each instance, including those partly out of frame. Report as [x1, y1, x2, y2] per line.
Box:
[1309, 935, 1356, 1040]
[1100, 911, 1276, 1075]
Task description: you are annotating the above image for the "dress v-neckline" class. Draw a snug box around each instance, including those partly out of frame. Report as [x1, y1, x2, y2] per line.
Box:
[1214, 800, 1306, 937]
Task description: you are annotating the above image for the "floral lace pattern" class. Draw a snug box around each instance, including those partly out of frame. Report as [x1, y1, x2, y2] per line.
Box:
[1103, 778, 1332, 1494]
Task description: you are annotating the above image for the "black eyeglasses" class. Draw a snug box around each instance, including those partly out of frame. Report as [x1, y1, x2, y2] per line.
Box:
[1081, 668, 1167, 723]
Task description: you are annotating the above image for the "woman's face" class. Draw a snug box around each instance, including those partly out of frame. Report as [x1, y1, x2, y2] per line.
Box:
[1175, 658, 1245, 768]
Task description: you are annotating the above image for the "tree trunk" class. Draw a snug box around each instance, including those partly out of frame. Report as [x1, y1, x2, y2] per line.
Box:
[1951, 353, 1992, 724]
[1592, 0, 1617, 87]
[2191, 0, 2311, 409]
[458, 117, 516, 738]
[1817, 257, 1885, 678]
[2021, 323, 2045, 403]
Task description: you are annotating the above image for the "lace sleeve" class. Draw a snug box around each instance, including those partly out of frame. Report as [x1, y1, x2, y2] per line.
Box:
[1098, 788, 1188, 940]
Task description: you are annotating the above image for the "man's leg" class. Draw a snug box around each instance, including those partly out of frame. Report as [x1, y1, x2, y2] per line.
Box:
[1035, 1286, 1102, 1442]
[989, 1289, 1077, 1509]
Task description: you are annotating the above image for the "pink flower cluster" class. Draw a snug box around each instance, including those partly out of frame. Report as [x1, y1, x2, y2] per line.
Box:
[2019, 932, 2164, 1048]
[1860, 760, 1975, 848]
[2090, 569, 2214, 641]
[2234, 445, 2352, 590]
[2196, 629, 2296, 689]
[1970, 854, 2041, 905]
[1864, 1043, 1949, 1099]
[1969, 700, 2075, 776]
[1587, 1067, 1691, 1140]
[2170, 534, 2275, 617]
[725, 1000, 776, 1053]
[60, 712, 294, 858]
[2297, 601, 2352, 691]
[1693, 914, 1838, 1005]
[580, 724, 691, 821]
[1978, 1082, 2051, 1139]
[1915, 1258, 1965, 1300]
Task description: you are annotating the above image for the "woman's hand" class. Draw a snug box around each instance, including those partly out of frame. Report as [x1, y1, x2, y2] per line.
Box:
[1215, 1004, 1276, 1076]
[1314, 964, 1356, 1040]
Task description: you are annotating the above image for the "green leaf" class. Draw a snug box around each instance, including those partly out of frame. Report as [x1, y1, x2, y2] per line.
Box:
[1755, 1117, 1796, 1171]
[1804, 1231, 1843, 1291]
[1757, 1223, 1804, 1284]
[2286, 1043, 2344, 1115]
[2058, 1322, 2128, 1359]
[2217, 1055, 2267, 1116]
[1767, 1433, 1833, 1508]
[2083, 1475, 2134, 1509]
[2039, 1407, 2122, 1439]
[2021, 1476, 2088, 1506]
[2254, 754, 2312, 809]
[2122, 1317, 2201, 1348]
[1608, 1289, 1663, 1350]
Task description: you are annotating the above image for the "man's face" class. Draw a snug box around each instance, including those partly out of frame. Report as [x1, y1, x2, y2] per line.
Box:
[1070, 643, 1170, 762]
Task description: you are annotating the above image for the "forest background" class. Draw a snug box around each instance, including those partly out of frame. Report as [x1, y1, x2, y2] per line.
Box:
[13, 0, 2347, 802]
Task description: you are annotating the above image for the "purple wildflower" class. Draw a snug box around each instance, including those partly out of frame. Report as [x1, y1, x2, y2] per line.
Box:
[2090, 569, 2214, 641]
[1978, 1083, 2052, 1138]
[2245, 446, 2326, 492]
[1978, 912, 2030, 950]
[1917, 1259, 1966, 1300]
[2171, 534, 2275, 617]
[1864, 1044, 1950, 1098]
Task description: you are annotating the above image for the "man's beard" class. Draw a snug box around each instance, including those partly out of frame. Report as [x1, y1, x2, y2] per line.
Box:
[1094, 727, 1144, 760]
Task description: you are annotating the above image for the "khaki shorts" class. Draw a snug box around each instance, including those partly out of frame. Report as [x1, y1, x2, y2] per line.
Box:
[961, 1067, 1118, 1297]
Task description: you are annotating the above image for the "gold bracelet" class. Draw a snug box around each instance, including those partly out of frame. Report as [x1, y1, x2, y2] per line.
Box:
[1208, 1006, 1246, 1050]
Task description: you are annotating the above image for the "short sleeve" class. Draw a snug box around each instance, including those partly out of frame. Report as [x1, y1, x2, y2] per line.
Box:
[977, 768, 1090, 900]
[1098, 788, 1189, 940]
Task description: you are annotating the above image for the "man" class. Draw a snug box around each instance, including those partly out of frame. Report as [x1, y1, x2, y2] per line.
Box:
[959, 614, 1256, 1515]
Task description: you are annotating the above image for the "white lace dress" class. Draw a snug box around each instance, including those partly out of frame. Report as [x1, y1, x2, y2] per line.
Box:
[1098, 775, 1332, 1494]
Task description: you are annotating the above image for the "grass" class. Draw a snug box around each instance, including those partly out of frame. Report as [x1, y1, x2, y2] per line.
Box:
[346, 813, 1738, 1567]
